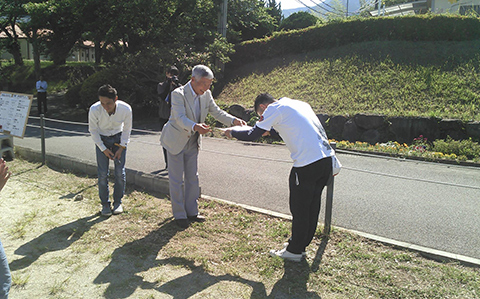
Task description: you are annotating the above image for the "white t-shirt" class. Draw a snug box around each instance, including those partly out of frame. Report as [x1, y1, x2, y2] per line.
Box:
[256, 98, 334, 167]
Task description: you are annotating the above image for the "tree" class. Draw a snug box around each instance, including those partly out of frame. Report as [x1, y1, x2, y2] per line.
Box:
[280, 11, 319, 31]
[265, 0, 283, 28]
[227, 0, 278, 43]
[19, 2, 49, 78]
[79, 0, 114, 64]
[0, 0, 28, 66]
[39, 0, 84, 65]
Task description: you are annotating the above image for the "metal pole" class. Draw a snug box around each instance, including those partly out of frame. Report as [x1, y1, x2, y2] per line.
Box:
[216, 0, 228, 74]
[40, 113, 46, 165]
[219, 0, 227, 38]
[324, 142, 336, 235]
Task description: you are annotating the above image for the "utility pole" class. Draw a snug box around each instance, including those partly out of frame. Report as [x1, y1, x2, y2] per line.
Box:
[216, 0, 228, 74]
[218, 0, 228, 38]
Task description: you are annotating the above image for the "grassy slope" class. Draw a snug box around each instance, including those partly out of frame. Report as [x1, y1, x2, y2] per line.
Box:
[216, 39, 480, 122]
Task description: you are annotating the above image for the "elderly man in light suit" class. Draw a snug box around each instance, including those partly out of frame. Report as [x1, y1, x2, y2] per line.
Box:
[160, 65, 246, 228]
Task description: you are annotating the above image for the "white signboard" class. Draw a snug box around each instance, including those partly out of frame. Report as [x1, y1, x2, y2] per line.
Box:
[0, 91, 33, 138]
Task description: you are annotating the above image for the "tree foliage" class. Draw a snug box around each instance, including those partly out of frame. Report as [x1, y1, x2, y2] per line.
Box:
[227, 0, 279, 43]
[0, 0, 280, 108]
[1, 0, 280, 67]
[280, 11, 319, 31]
[0, 0, 28, 66]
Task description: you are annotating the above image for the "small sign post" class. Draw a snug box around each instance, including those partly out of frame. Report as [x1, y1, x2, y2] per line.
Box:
[0, 91, 33, 160]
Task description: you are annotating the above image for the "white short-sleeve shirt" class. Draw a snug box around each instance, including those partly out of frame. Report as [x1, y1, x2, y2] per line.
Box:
[256, 98, 334, 167]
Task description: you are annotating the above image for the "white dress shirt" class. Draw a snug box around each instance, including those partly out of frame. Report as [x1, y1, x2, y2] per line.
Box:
[188, 83, 201, 129]
[88, 100, 133, 152]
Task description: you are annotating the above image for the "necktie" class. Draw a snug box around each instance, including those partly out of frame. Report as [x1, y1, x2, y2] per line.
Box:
[195, 96, 201, 122]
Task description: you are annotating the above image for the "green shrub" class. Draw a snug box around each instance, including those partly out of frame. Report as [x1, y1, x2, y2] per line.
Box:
[280, 11, 320, 31]
[79, 68, 122, 109]
[433, 137, 480, 159]
[64, 84, 83, 108]
[229, 15, 480, 69]
[1, 65, 36, 93]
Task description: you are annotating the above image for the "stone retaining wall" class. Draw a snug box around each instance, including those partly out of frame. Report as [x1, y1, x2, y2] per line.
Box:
[228, 105, 480, 144]
[320, 114, 480, 144]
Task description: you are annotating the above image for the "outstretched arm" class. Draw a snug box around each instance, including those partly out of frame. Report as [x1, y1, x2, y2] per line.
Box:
[225, 125, 267, 141]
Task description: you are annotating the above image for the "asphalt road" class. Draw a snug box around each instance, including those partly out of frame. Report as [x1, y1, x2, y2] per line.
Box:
[14, 117, 480, 260]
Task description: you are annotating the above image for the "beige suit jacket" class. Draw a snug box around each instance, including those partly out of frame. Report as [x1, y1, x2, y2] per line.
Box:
[160, 81, 235, 155]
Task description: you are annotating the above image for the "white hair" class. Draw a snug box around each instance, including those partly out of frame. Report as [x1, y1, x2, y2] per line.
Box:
[191, 65, 214, 80]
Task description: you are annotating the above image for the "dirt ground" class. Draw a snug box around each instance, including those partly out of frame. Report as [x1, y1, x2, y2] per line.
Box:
[0, 163, 265, 299]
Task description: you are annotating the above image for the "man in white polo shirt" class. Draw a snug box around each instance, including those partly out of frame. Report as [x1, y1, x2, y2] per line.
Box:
[225, 93, 335, 262]
[89, 84, 132, 216]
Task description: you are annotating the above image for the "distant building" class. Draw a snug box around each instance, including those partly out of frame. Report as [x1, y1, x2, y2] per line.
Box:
[370, 0, 479, 16]
[68, 40, 96, 62]
[0, 25, 48, 60]
[0, 25, 95, 62]
[432, 0, 480, 14]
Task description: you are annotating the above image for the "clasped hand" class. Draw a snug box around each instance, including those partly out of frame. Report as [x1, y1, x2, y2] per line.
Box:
[103, 147, 124, 160]
[224, 118, 248, 138]
[195, 118, 247, 136]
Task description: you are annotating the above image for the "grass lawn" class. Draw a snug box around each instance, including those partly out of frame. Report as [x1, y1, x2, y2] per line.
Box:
[1, 158, 478, 298]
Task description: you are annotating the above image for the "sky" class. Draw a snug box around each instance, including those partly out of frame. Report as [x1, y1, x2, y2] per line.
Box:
[278, 0, 304, 9]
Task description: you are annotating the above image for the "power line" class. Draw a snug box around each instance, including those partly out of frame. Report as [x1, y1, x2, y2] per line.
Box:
[310, 0, 338, 12]
[293, 0, 330, 16]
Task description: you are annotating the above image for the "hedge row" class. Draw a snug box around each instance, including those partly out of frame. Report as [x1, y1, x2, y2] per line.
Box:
[228, 15, 480, 68]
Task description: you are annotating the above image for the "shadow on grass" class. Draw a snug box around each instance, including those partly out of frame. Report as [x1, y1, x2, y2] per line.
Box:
[269, 259, 322, 299]
[59, 183, 97, 200]
[153, 257, 268, 298]
[311, 235, 329, 273]
[9, 214, 106, 271]
[94, 218, 269, 298]
[10, 164, 43, 177]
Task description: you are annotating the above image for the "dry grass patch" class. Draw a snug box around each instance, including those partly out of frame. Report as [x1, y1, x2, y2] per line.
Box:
[1, 158, 479, 298]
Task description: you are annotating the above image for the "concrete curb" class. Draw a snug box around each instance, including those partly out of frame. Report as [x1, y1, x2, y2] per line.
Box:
[15, 146, 170, 194]
[15, 146, 480, 268]
[203, 195, 480, 268]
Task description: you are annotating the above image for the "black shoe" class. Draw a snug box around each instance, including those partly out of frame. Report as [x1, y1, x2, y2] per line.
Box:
[187, 215, 206, 223]
[175, 219, 189, 228]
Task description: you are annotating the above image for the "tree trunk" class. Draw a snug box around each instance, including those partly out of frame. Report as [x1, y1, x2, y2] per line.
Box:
[9, 41, 23, 66]
[94, 41, 102, 64]
[33, 45, 41, 78]
[31, 32, 41, 78]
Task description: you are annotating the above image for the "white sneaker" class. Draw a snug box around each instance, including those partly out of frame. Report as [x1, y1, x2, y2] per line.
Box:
[269, 248, 303, 262]
[112, 204, 123, 215]
[283, 242, 307, 257]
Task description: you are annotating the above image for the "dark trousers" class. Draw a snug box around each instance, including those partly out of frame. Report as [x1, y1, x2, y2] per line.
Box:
[287, 157, 332, 254]
[160, 118, 169, 168]
[37, 92, 47, 115]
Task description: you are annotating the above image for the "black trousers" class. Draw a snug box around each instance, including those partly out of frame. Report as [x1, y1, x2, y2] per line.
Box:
[37, 92, 47, 115]
[286, 157, 332, 254]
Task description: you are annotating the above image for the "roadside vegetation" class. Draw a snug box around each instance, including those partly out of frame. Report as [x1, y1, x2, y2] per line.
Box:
[217, 39, 480, 122]
[3, 158, 480, 298]
[2, 17, 480, 164]
[333, 137, 480, 164]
